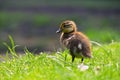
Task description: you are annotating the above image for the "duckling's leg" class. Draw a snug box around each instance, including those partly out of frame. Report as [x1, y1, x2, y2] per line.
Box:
[72, 55, 75, 63]
[81, 58, 84, 63]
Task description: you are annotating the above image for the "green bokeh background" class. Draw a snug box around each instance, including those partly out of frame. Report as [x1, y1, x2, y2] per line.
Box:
[0, 0, 120, 53]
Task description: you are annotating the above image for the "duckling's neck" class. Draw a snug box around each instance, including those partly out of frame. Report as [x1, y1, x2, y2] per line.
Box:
[62, 31, 74, 39]
[60, 32, 74, 44]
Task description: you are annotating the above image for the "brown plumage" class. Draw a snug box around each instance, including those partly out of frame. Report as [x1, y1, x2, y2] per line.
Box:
[56, 20, 92, 63]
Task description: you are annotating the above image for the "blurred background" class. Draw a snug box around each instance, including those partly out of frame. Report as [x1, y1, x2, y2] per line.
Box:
[0, 0, 120, 54]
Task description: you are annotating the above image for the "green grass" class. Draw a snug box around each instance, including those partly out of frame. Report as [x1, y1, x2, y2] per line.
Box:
[0, 36, 120, 80]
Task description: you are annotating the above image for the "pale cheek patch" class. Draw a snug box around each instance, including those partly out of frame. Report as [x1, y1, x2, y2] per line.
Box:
[78, 43, 82, 50]
[63, 28, 73, 33]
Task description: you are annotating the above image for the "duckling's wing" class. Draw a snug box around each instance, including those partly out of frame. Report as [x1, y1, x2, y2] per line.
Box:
[81, 40, 91, 58]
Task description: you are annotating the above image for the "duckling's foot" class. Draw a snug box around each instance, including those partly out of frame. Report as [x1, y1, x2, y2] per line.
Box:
[77, 63, 89, 71]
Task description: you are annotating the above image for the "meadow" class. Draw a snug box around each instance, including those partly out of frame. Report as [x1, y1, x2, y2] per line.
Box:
[0, 36, 120, 80]
[0, 1, 120, 80]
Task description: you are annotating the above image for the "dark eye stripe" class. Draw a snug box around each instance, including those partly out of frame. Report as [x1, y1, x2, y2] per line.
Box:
[64, 25, 71, 28]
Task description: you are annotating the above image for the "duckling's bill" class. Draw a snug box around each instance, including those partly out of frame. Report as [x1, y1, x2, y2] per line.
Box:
[56, 28, 62, 33]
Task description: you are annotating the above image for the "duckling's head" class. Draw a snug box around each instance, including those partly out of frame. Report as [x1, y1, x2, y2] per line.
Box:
[56, 20, 77, 33]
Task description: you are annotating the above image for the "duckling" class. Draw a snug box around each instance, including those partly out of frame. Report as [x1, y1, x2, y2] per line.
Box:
[56, 20, 92, 63]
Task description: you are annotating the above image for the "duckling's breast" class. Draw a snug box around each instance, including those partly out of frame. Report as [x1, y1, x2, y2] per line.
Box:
[60, 33, 75, 48]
